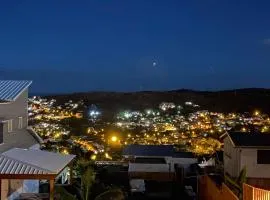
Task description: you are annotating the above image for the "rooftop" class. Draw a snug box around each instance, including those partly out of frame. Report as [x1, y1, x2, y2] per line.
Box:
[0, 129, 39, 153]
[0, 148, 75, 175]
[133, 157, 166, 164]
[0, 80, 32, 101]
[173, 152, 195, 158]
[123, 145, 174, 157]
[0, 153, 51, 175]
[228, 132, 270, 148]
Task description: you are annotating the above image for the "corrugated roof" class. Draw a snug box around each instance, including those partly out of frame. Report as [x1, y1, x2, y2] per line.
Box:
[0, 148, 76, 175]
[0, 80, 32, 101]
[228, 132, 270, 147]
[0, 155, 51, 174]
[2, 148, 76, 174]
[123, 145, 174, 157]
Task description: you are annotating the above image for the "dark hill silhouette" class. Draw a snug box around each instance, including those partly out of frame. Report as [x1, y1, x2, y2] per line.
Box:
[45, 88, 270, 116]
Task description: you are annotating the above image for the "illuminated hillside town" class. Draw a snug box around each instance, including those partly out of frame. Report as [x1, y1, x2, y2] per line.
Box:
[29, 96, 269, 160]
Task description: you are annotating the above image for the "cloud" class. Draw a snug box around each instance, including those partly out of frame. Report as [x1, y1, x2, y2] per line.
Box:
[263, 38, 270, 45]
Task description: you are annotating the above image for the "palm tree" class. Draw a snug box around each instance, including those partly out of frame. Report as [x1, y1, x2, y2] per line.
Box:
[225, 166, 247, 198]
[76, 159, 95, 200]
[81, 167, 95, 200]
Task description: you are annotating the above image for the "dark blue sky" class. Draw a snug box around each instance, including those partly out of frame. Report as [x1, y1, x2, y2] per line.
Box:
[0, 0, 270, 93]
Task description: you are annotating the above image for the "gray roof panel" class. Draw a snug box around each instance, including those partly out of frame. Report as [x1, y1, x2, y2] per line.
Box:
[228, 132, 270, 147]
[123, 145, 174, 157]
[0, 155, 51, 174]
[3, 148, 76, 174]
[0, 80, 32, 101]
[0, 148, 76, 175]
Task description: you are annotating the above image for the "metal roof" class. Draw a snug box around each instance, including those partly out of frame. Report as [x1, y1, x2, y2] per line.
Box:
[228, 132, 270, 148]
[173, 152, 195, 158]
[123, 145, 174, 157]
[0, 148, 76, 175]
[0, 155, 50, 174]
[0, 80, 32, 101]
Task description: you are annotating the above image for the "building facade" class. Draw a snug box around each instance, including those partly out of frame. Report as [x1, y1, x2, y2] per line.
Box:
[123, 145, 197, 182]
[224, 132, 270, 189]
[0, 80, 75, 200]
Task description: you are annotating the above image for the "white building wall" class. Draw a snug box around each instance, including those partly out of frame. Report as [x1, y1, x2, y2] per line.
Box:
[224, 137, 241, 177]
[0, 89, 29, 129]
[240, 148, 270, 178]
[129, 157, 197, 174]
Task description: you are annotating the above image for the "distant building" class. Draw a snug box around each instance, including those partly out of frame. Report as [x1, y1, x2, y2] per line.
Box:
[224, 132, 270, 189]
[0, 80, 75, 200]
[123, 145, 197, 182]
[159, 102, 176, 111]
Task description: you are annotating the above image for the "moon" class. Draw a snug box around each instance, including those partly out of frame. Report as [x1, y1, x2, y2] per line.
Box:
[153, 62, 157, 67]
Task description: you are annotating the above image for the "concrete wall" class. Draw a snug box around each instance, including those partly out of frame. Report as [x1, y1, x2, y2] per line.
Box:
[129, 156, 197, 173]
[129, 172, 174, 181]
[0, 89, 28, 130]
[170, 157, 197, 166]
[129, 163, 170, 173]
[224, 137, 241, 177]
[241, 148, 270, 178]
[169, 157, 197, 169]
[169, 157, 197, 175]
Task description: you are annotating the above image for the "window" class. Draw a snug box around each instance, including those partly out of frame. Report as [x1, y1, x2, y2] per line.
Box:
[8, 120, 13, 133]
[257, 150, 270, 164]
[18, 117, 23, 129]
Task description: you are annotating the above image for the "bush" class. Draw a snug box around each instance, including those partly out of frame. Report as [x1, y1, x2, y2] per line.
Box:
[94, 189, 125, 200]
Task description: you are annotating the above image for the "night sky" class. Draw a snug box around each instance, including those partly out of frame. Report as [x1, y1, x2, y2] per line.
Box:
[0, 1, 270, 93]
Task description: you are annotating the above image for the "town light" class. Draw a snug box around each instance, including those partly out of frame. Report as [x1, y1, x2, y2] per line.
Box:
[254, 110, 260, 116]
[62, 149, 69, 154]
[111, 136, 117, 142]
[91, 154, 96, 160]
[105, 153, 112, 159]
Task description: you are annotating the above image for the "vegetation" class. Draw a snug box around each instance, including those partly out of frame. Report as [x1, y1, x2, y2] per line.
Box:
[75, 159, 96, 200]
[65, 159, 126, 200]
[94, 188, 125, 200]
[81, 167, 95, 200]
[49, 89, 270, 114]
[225, 166, 247, 198]
[55, 186, 78, 200]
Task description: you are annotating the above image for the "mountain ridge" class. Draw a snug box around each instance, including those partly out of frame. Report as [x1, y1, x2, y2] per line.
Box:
[39, 88, 270, 115]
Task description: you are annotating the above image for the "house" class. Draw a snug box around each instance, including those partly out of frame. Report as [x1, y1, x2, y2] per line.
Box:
[0, 80, 76, 200]
[223, 131, 270, 189]
[0, 80, 43, 151]
[123, 145, 197, 182]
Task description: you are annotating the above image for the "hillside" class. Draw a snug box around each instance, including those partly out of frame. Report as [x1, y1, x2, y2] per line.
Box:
[45, 88, 270, 115]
